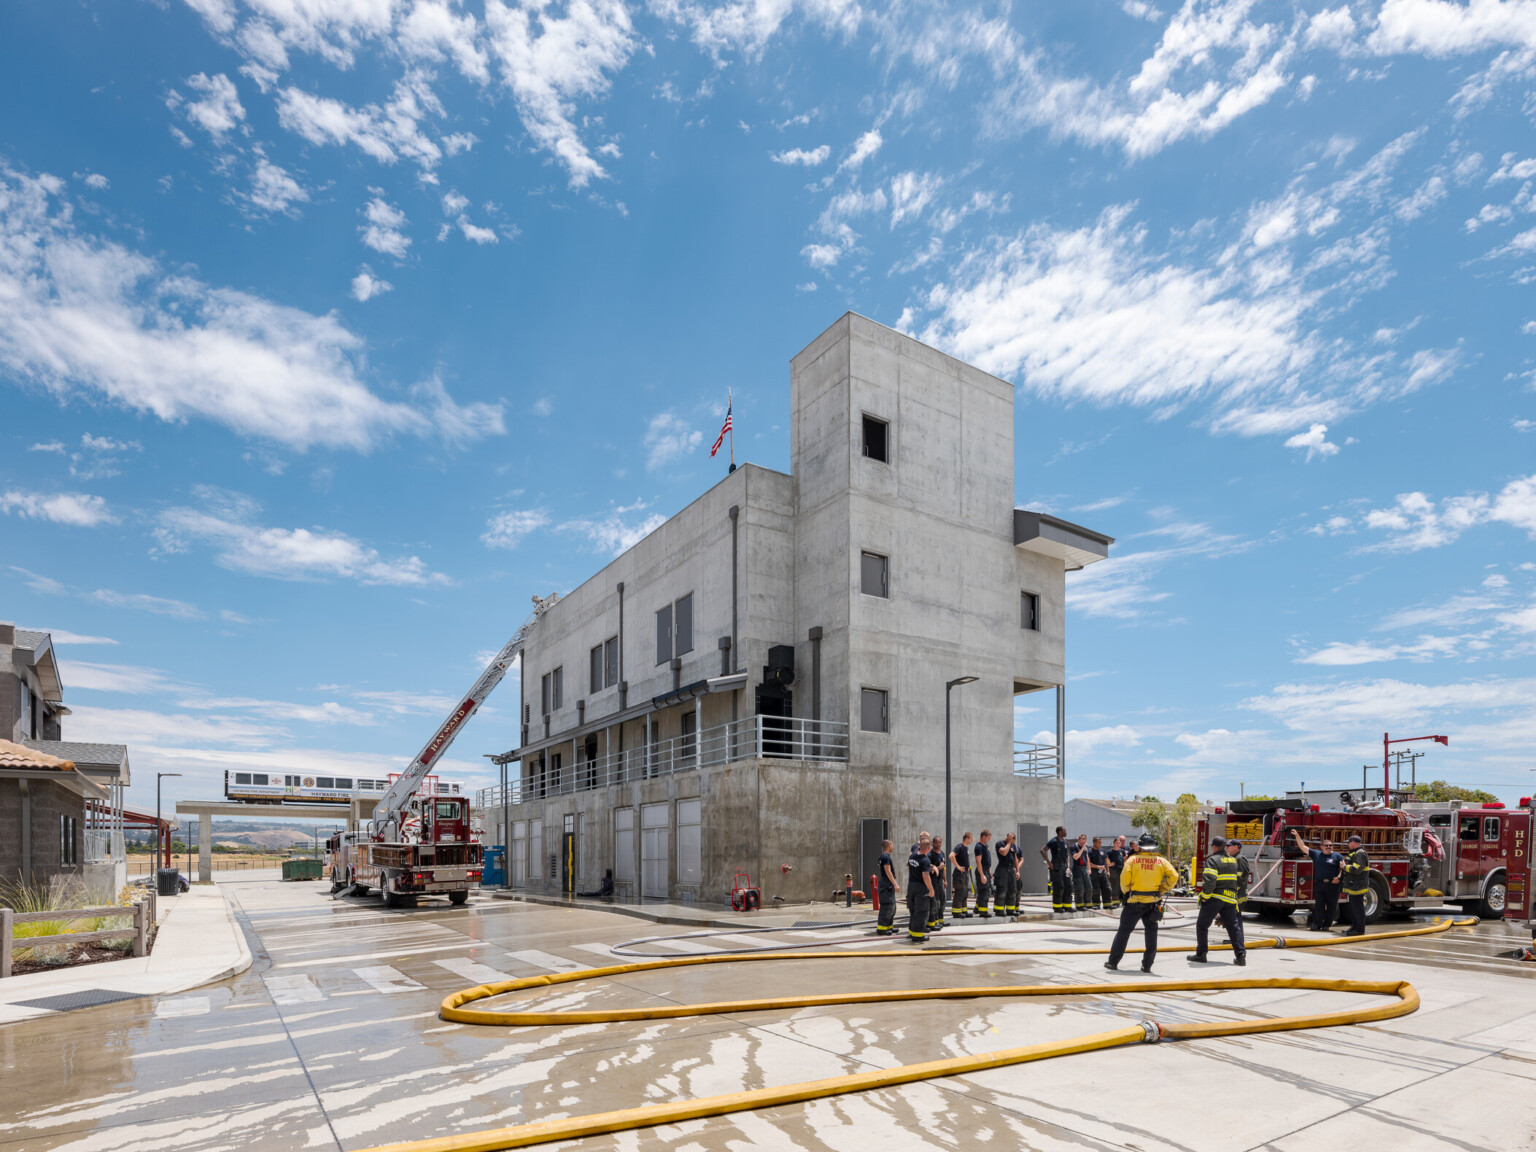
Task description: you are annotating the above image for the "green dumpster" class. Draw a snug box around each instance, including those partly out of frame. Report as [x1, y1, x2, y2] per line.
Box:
[282, 858, 323, 881]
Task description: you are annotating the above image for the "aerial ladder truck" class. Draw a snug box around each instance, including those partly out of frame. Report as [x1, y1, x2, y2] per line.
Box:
[331, 594, 559, 907]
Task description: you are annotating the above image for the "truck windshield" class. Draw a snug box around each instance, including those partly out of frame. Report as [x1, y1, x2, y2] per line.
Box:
[436, 801, 459, 819]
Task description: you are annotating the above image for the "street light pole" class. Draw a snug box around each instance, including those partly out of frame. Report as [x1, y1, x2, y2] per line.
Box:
[944, 677, 979, 862]
[155, 772, 182, 872]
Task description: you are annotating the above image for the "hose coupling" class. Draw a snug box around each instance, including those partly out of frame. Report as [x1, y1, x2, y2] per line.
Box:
[1273, 936, 1287, 948]
[1138, 1020, 1163, 1043]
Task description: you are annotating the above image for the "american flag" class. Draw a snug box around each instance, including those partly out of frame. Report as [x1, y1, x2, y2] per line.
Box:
[710, 400, 732, 457]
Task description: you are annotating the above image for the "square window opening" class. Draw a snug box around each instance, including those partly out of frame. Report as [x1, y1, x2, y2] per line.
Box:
[1021, 591, 1040, 631]
[860, 687, 889, 733]
[861, 551, 889, 598]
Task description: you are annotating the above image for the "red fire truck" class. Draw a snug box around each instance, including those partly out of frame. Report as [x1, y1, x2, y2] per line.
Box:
[1199, 796, 1513, 925]
[1503, 799, 1533, 947]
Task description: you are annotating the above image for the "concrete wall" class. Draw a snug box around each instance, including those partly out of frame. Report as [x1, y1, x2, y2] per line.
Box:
[0, 777, 84, 888]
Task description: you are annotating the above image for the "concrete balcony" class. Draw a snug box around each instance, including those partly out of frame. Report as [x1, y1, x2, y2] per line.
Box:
[478, 714, 849, 808]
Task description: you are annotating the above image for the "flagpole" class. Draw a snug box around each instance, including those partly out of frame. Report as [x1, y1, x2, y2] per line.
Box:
[728, 387, 736, 473]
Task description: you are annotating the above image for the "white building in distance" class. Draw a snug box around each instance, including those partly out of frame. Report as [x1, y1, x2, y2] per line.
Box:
[485, 314, 1112, 904]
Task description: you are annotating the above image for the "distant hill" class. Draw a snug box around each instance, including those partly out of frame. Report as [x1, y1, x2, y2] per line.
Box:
[129, 818, 347, 851]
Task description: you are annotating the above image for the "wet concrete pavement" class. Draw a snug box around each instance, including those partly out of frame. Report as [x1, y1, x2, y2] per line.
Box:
[2, 876, 1534, 1152]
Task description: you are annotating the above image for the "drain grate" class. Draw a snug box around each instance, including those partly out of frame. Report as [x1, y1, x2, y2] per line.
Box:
[15, 989, 145, 1013]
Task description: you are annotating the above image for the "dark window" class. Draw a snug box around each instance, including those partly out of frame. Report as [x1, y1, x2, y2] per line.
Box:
[61, 814, 76, 865]
[1021, 591, 1040, 631]
[591, 644, 604, 694]
[1459, 816, 1479, 842]
[681, 711, 697, 758]
[604, 636, 619, 686]
[335, 778, 353, 789]
[235, 772, 252, 785]
[317, 777, 335, 789]
[862, 415, 888, 463]
[436, 801, 458, 819]
[860, 688, 889, 733]
[656, 603, 673, 665]
[676, 593, 694, 654]
[1485, 816, 1500, 841]
[541, 672, 551, 715]
[861, 551, 889, 598]
[252, 773, 268, 785]
[551, 667, 563, 711]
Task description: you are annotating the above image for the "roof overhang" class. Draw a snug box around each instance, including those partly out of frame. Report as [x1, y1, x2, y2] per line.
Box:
[1014, 510, 1114, 570]
[0, 767, 109, 802]
[12, 634, 63, 701]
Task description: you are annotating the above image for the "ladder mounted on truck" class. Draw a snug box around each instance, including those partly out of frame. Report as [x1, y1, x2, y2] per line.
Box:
[372, 593, 559, 832]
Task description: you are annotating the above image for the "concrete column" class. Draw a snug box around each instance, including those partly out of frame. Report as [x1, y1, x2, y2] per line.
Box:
[198, 812, 212, 884]
[1055, 684, 1066, 780]
[19, 779, 31, 888]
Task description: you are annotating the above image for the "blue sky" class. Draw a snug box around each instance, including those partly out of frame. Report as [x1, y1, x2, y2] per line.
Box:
[3, 0, 1535, 819]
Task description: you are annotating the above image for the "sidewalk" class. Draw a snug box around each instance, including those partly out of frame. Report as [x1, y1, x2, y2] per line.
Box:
[0, 884, 252, 1025]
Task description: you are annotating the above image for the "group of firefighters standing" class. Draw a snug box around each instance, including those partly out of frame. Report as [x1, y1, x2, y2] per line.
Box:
[870, 821, 1377, 967]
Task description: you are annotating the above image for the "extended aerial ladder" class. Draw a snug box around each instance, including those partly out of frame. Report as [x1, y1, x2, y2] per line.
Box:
[332, 593, 559, 904]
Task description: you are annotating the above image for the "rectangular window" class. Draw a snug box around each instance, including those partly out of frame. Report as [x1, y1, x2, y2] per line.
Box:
[681, 711, 697, 760]
[1485, 816, 1501, 841]
[252, 774, 269, 786]
[861, 551, 889, 598]
[61, 814, 74, 866]
[656, 603, 673, 665]
[861, 687, 890, 733]
[591, 644, 604, 694]
[862, 414, 888, 463]
[604, 636, 619, 687]
[530, 819, 543, 885]
[1021, 591, 1040, 631]
[541, 672, 551, 715]
[614, 807, 635, 888]
[235, 772, 252, 785]
[317, 777, 335, 789]
[677, 798, 702, 885]
[675, 593, 693, 655]
[334, 778, 353, 789]
[512, 821, 528, 885]
[552, 667, 563, 711]
[285, 775, 301, 787]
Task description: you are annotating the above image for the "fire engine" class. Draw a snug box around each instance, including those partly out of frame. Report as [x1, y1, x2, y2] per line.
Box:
[1199, 794, 1513, 926]
[1503, 798, 1534, 945]
[331, 594, 558, 908]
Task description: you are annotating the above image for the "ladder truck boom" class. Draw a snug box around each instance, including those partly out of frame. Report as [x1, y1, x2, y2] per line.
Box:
[374, 593, 559, 826]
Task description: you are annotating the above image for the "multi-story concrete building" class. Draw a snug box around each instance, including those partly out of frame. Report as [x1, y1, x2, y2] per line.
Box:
[483, 315, 1112, 904]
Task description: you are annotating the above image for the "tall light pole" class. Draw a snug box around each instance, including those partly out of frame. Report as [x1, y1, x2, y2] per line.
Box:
[945, 677, 979, 859]
[155, 772, 182, 871]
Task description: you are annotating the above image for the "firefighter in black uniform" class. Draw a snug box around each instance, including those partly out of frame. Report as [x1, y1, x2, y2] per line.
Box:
[974, 830, 993, 919]
[1188, 836, 1247, 965]
[1106, 836, 1127, 908]
[1341, 834, 1370, 936]
[995, 833, 1016, 917]
[950, 832, 973, 918]
[1041, 826, 1071, 913]
[907, 833, 935, 942]
[928, 836, 947, 932]
[875, 839, 898, 936]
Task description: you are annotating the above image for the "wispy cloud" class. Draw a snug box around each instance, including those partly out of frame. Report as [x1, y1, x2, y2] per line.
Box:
[557, 501, 667, 555]
[0, 489, 116, 527]
[482, 508, 551, 549]
[644, 412, 703, 469]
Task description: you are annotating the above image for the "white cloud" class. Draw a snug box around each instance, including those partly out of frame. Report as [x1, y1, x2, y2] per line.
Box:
[1123, 1, 1163, 21]
[62, 661, 184, 695]
[801, 242, 843, 268]
[771, 145, 831, 166]
[351, 266, 393, 301]
[0, 168, 498, 451]
[398, 0, 491, 83]
[1369, 0, 1536, 56]
[1033, 724, 1142, 757]
[0, 489, 116, 527]
[1394, 174, 1446, 221]
[1244, 674, 1536, 739]
[1296, 635, 1462, 665]
[87, 589, 206, 620]
[1360, 474, 1536, 550]
[889, 171, 941, 228]
[643, 412, 704, 469]
[1065, 519, 1246, 620]
[81, 172, 110, 190]
[483, 0, 637, 188]
[184, 0, 395, 71]
[481, 508, 551, 548]
[248, 155, 308, 213]
[1304, 7, 1357, 50]
[839, 128, 882, 170]
[1284, 422, 1340, 460]
[156, 487, 449, 586]
[653, 0, 862, 61]
[173, 72, 246, 137]
[276, 72, 446, 170]
[557, 502, 667, 554]
[442, 189, 471, 214]
[457, 218, 498, 244]
[359, 194, 411, 257]
[26, 629, 117, 646]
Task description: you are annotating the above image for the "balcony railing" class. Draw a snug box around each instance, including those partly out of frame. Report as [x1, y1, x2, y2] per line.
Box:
[83, 830, 125, 865]
[478, 715, 850, 808]
[1014, 741, 1061, 778]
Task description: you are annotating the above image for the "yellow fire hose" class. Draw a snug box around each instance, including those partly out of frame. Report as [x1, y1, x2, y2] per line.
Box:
[355, 916, 1476, 1152]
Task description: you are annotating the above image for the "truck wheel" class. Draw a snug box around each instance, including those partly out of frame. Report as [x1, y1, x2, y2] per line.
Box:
[1363, 874, 1389, 925]
[448, 890, 468, 906]
[1477, 875, 1507, 920]
[382, 880, 400, 909]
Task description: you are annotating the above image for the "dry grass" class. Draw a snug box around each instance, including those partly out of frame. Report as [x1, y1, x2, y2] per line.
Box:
[0, 876, 134, 966]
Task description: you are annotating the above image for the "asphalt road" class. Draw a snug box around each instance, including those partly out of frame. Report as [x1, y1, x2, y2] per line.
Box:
[2, 879, 1534, 1152]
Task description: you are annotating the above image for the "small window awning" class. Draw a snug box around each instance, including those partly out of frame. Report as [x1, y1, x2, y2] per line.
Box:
[1013, 510, 1114, 570]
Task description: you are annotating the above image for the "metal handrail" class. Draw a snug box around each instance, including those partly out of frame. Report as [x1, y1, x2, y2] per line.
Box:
[477, 715, 850, 808]
[1014, 741, 1060, 778]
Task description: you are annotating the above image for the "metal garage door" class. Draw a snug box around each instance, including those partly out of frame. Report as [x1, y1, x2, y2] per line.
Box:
[641, 803, 669, 899]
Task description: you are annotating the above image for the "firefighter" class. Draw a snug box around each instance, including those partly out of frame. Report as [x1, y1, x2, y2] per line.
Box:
[1189, 836, 1247, 966]
[1071, 833, 1092, 912]
[1106, 833, 1179, 972]
[875, 839, 898, 936]
[1340, 833, 1370, 936]
[950, 832, 973, 919]
[974, 829, 994, 918]
[1291, 827, 1342, 931]
[1089, 836, 1113, 909]
[1106, 835, 1127, 908]
[997, 833, 1019, 917]
[1229, 837, 1252, 910]
[928, 835, 947, 933]
[1041, 826, 1071, 913]
[907, 833, 935, 942]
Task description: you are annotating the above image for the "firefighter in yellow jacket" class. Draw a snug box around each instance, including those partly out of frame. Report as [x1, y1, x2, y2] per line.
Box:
[1105, 833, 1180, 972]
